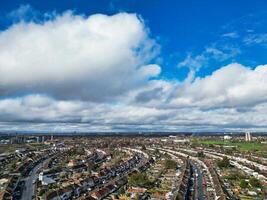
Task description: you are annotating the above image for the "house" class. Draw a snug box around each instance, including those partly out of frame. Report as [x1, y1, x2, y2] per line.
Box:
[150, 191, 167, 199]
[127, 187, 147, 199]
[46, 186, 73, 200]
[41, 176, 56, 186]
[247, 191, 257, 196]
[91, 184, 115, 200]
[91, 187, 109, 200]
[79, 177, 95, 191]
[39, 171, 58, 186]
[0, 190, 12, 200]
[67, 160, 77, 167]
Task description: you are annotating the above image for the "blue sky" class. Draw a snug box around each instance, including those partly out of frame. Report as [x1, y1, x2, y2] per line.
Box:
[1, 0, 267, 79]
[0, 1, 267, 132]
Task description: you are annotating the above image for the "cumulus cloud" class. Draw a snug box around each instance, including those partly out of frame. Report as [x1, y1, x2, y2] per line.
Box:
[0, 11, 160, 101]
[2, 62, 267, 132]
[1, 7, 267, 132]
[1, 91, 267, 132]
[0, 94, 173, 126]
[171, 63, 267, 108]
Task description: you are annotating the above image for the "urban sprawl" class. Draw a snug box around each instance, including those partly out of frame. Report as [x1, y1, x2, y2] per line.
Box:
[0, 133, 266, 200]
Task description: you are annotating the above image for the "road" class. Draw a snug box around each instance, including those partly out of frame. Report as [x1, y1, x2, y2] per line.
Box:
[157, 148, 208, 200]
[192, 163, 205, 200]
[21, 161, 43, 200]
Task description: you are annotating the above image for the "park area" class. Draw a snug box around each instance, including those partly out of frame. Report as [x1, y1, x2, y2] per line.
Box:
[196, 140, 267, 154]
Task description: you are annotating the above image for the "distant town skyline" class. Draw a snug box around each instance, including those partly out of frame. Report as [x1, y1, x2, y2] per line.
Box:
[1, 1, 267, 132]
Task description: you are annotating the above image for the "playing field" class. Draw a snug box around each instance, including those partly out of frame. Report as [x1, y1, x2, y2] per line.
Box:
[197, 140, 267, 152]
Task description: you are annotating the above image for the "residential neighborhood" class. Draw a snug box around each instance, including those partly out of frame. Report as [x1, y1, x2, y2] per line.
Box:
[0, 134, 266, 199]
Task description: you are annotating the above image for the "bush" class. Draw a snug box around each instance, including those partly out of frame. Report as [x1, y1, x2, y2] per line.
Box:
[164, 159, 177, 170]
[197, 151, 205, 157]
[240, 179, 248, 189]
[163, 153, 171, 159]
[129, 172, 152, 188]
[154, 149, 160, 156]
[249, 177, 261, 188]
[217, 156, 230, 168]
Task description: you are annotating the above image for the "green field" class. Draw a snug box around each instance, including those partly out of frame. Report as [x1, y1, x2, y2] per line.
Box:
[197, 140, 267, 152]
[0, 143, 47, 154]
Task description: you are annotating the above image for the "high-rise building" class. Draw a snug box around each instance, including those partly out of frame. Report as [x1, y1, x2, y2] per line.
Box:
[245, 132, 252, 141]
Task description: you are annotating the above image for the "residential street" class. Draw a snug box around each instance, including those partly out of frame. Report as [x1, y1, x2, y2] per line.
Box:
[192, 163, 205, 200]
[21, 162, 42, 200]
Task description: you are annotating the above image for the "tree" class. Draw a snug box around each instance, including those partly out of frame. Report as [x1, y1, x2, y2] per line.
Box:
[59, 172, 67, 179]
[154, 149, 160, 156]
[119, 194, 131, 200]
[87, 161, 98, 171]
[11, 162, 17, 170]
[163, 153, 171, 159]
[249, 177, 261, 188]
[217, 156, 230, 168]
[225, 149, 233, 155]
[38, 189, 47, 197]
[197, 151, 205, 158]
[164, 159, 177, 170]
[240, 179, 248, 189]
[128, 172, 151, 188]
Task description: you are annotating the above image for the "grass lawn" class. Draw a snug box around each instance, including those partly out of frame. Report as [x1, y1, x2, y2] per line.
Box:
[0, 143, 46, 154]
[197, 140, 267, 152]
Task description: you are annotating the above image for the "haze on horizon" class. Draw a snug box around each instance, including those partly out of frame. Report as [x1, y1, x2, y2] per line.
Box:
[1, 1, 267, 132]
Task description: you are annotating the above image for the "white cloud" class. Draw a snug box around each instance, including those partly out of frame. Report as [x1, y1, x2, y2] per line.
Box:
[171, 63, 267, 108]
[2, 63, 267, 132]
[205, 47, 240, 61]
[6, 4, 40, 23]
[221, 32, 239, 38]
[178, 46, 240, 75]
[0, 12, 160, 101]
[1, 8, 267, 132]
[244, 33, 267, 46]
[1, 91, 267, 132]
